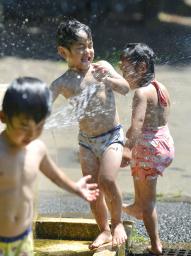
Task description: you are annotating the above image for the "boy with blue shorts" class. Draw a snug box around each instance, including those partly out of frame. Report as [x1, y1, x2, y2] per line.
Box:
[50, 17, 130, 249]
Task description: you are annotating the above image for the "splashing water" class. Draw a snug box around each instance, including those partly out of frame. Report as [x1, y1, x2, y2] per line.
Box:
[45, 83, 113, 129]
[45, 101, 78, 129]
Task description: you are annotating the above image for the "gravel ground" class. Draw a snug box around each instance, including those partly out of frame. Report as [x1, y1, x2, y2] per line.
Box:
[37, 192, 191, 244]
[135, 201, 191, 243]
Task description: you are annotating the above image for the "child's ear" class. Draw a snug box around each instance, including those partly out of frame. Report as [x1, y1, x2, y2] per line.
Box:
[57, 46, 68, 60]
[0, 111, 6, 123]
[137, 61, 147, 75]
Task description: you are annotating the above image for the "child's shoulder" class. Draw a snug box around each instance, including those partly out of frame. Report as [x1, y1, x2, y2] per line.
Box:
[50, 69, 82, 99]
[133, 87, 148, 101]
[29, 139, 46, 152]
[50, 70, 73, 96]
[135, 86, 147, 94]
[26, 139, 48, 163]
[51, 71, 70, 87]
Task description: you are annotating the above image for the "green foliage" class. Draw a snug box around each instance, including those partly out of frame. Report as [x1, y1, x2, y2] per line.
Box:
[95, 50, 121, 67]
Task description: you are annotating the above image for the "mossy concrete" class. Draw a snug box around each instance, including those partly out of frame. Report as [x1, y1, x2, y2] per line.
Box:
[34, 239, 126, 256]
[34, 217, 134, 256]
[34, 217, 99, 240]
[34, 217, 134, 243]
[34, 239, 93, 256]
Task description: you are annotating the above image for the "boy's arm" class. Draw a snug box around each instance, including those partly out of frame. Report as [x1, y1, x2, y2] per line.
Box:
[125, 89, 147, 150]
[39, 144, 99, 201]
[50, 75, 74, 101]
[93, 60, 130, 95]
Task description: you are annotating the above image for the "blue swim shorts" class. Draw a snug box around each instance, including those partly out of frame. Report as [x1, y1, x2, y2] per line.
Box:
[78, 124, 124, 158]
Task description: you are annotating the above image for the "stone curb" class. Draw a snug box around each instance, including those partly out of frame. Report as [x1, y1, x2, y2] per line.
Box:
[34, 217, 134, 242]
[34, 217, 134, 256]
[34, 239, 93, 256]
[34, 239, 126, 256]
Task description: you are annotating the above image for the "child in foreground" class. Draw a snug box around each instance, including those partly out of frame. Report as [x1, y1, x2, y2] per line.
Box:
[50, 17, 130, 249]
[0, 77, 99, 256]
[120, 43, 175, 255]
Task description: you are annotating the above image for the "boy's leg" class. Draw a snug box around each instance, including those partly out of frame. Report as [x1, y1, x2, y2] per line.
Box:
[137, 175, 162, 254]
[79, 146, 112, 249]
[99, 143, 127, 247]
[122, 177, 143, 219]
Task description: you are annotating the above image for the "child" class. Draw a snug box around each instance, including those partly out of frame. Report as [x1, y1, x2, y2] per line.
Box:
[119, 43, 175, 255]
[50, 17, 130, 249]
[0, 77, 99, 256]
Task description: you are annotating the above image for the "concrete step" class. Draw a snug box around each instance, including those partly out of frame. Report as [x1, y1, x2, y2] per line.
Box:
[33, 217, 134, 256]
[34, 239, 126, 256]
[34, 239, 94, 256]
[34, 217, 134, 244]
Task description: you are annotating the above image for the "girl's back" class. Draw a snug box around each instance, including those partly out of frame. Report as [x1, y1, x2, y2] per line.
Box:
[141, 81, 170, 129]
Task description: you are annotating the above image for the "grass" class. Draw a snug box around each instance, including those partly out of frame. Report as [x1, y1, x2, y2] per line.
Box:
[127, 227, 149, 254]
[131, 226, 148, 244]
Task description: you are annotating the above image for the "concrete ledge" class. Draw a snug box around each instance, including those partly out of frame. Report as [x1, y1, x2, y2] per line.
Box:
[34, 217, 134, 243]
[34, 239, 93, 256]
[34, 217, 133, 256]
[34, 217, 99, 240]
[34, 239, 126, 256]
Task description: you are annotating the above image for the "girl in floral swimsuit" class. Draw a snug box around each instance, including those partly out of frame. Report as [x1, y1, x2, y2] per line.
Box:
[119, 43, 174, 255]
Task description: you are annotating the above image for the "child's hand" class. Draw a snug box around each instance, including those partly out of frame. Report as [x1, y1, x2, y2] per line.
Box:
[75, 175, 99, 202]
[92, 63, 110, 82]
[121, 147, 132, 168]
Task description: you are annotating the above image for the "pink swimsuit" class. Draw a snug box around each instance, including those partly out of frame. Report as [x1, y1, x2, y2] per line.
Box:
[131, 81, 175, 180]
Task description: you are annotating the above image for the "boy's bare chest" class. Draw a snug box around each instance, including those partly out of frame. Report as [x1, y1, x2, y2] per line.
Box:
[67, 71, 93, 93]
[0, 149, 39, 191]
[69, 73, 112, 101]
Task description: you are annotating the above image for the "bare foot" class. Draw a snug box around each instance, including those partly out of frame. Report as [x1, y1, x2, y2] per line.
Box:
[89, 230, 112, 250]
[112, 222, 127, 247]
[147, 244, 163, 255]
[122, 203, 143, 220]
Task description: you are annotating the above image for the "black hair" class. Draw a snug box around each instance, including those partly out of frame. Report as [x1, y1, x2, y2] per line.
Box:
[57, 17, 92, 49]
[2, 77, 52, 123]
[120, 43, 156, 83]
